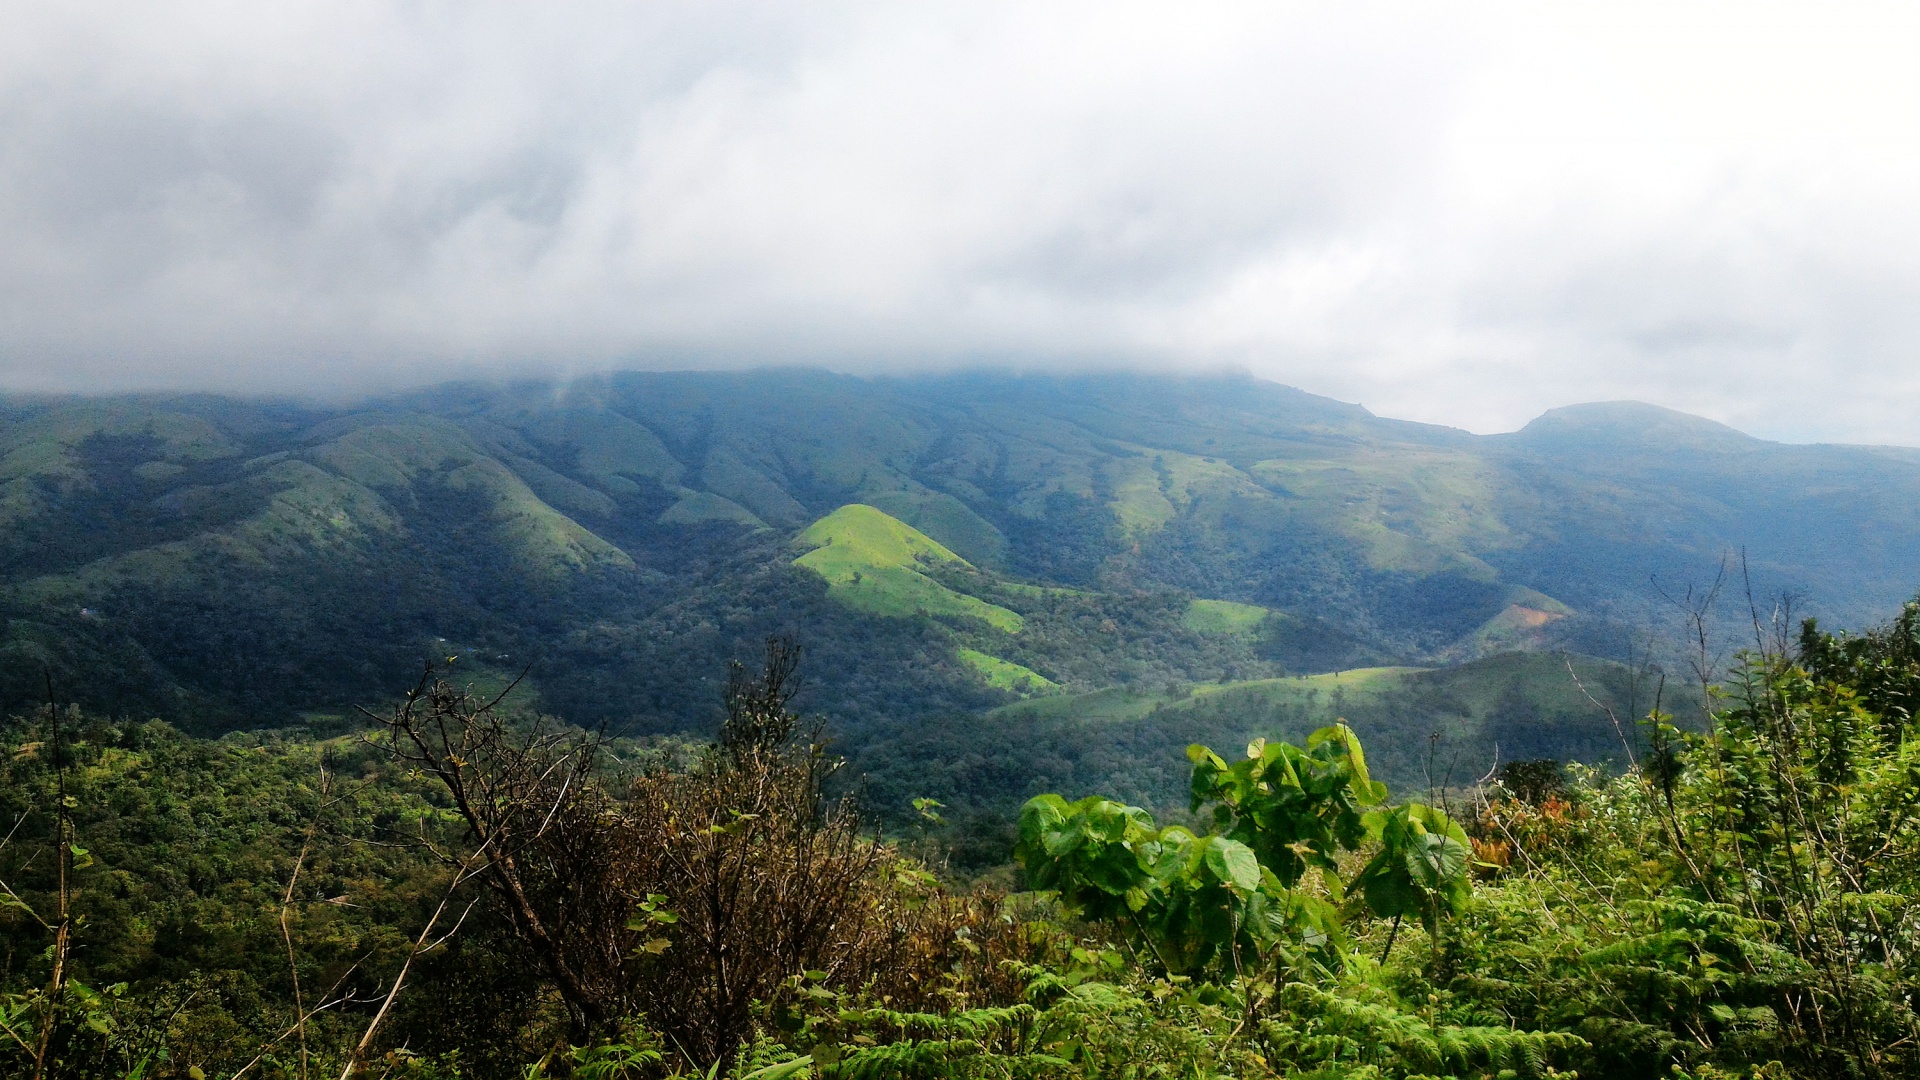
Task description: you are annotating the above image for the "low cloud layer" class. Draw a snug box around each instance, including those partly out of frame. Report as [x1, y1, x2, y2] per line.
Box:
[4, 2, 1919, 443]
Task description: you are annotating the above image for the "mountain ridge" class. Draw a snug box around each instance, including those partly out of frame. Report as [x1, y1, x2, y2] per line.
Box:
[1509, 400, 1763, 451]
[4, 369, 1916, 779]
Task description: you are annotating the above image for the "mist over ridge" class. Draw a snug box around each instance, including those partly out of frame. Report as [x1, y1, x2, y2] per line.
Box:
[9, 3, 1920, 445]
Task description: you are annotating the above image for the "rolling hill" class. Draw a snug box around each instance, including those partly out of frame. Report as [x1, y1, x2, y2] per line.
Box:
[791, 503, 1024, 632]
[852, 650, 1682, 816]
[2, 369, 1914, 813]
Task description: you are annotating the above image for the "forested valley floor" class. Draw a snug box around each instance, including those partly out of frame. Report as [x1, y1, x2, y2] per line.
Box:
[9, 603, 1920, 1080]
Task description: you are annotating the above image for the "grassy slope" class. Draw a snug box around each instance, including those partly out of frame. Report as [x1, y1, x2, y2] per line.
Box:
[983, 652, 1659, 790]
[991, 665, 1425, 725]
[791, 504, 1023, 632]
[314, 421, 635, 577]
[855, 650, 1668, 818]
[1002, 653, 1635, 728]
[1182, 599, 1270, 634]
[860, 490, 1008, 566]
[956, 648, 1058, 693]
[72, 425, 627, 603]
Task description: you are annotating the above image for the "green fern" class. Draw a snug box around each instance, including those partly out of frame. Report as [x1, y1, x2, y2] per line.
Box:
[821, 1039, 973, 1080]
[1280, 983, 1585, 1079]
[836, 1003, 1037, 1044]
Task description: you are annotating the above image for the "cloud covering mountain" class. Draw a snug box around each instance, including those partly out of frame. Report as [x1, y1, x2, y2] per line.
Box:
[5, 2, 1920, 443]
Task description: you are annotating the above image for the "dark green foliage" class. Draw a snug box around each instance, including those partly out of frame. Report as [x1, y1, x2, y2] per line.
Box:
[1188, 728, 1385, 889]
[0, 714, 473, 1078]
[1798, 601, 1920, 728]
[1492, 759, 1567, 805]
[1349, 804, 1471, 939]
[999, 491, 1116, 588]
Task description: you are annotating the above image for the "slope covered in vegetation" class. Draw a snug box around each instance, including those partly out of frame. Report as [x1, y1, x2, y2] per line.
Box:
[7, 604, 1920, 1079]
[6, 369, 1920, 749]
[792, 504, 1024, 632]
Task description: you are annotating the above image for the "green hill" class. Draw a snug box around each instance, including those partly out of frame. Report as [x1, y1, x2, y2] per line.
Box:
[859, 651, 1675, 815]
[1181, 598, 1271, 635]
[955, 648, 1057, 694]
[792, 504, 1022, 632]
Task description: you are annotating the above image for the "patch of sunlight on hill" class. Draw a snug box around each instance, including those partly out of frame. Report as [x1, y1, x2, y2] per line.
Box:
[860, 489, 1007, 566]
[1182, 599, 1270, 634]
[992, 666, 1428, 725]
[792, 504, 1024, 632]
[1455, 586, 1576, 658]
[1248, 451, 1512, 578]
[1186, 667, 1427, 706]
[1103, 454, 1178, 537]
[956, 648, 1057, 694]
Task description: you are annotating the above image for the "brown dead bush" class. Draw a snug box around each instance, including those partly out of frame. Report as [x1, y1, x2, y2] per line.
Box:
[373, 639, 1027, 1068]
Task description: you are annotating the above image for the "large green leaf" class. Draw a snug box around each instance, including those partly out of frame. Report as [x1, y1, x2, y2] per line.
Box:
[1403, 831, 1469, 891]
[1016, 794, 1068, 845]
[1204, 837, 1262, 894]
[1087, 846, 1148, 894]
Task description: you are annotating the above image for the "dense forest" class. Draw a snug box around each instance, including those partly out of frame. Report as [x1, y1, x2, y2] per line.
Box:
[7, 600, 1920, 1078]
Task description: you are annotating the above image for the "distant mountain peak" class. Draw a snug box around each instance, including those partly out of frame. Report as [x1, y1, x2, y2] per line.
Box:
[1512, 400, 1760, 450]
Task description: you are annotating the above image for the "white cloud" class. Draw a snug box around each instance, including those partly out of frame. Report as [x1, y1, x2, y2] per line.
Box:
[3, 1, 1919, 443]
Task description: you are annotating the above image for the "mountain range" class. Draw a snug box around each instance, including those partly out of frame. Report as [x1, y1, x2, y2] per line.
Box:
[4, 369, 1916, 808]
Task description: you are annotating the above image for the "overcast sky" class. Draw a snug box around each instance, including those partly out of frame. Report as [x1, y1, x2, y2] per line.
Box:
[4, 2, 1919, 443]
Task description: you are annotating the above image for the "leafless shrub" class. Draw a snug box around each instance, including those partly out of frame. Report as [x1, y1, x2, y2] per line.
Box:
[370, 638, 1018, 1068]
[365, 670, 639, 1044]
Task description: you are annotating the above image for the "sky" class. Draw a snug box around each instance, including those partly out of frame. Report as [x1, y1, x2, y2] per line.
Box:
[3, 2, 1920, 443]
